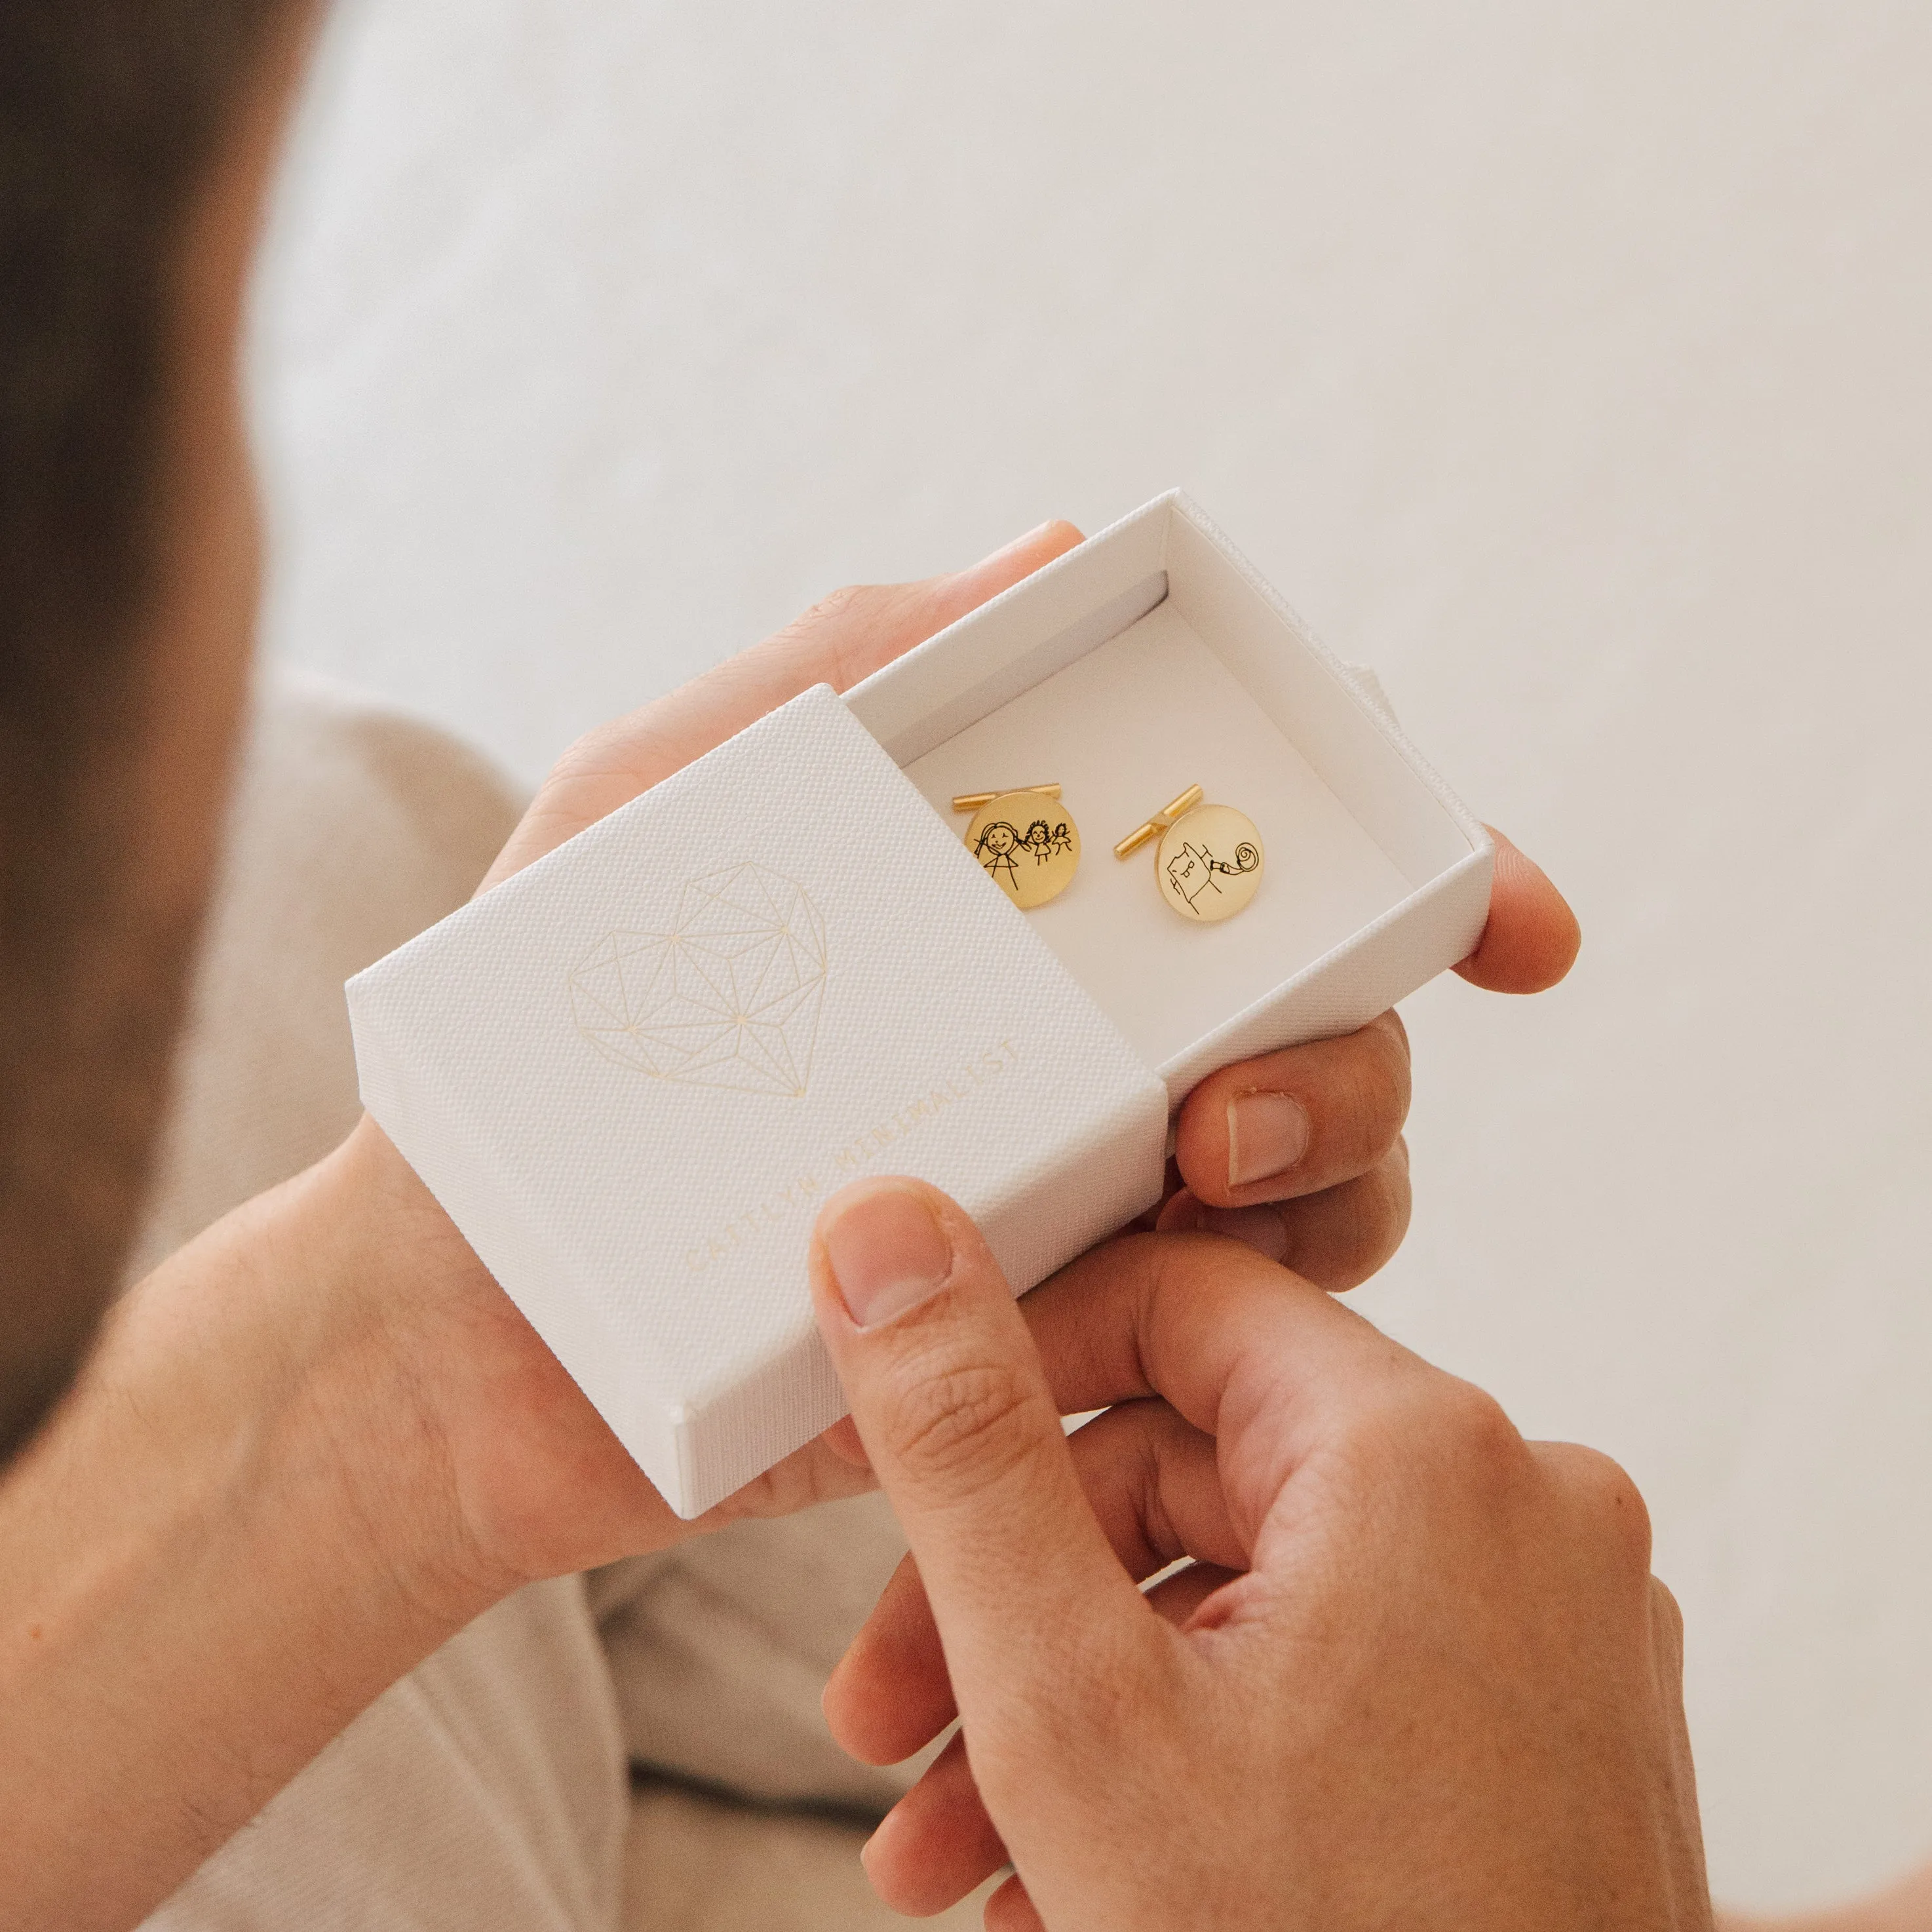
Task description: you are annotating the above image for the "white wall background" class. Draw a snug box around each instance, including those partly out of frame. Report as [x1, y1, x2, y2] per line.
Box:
[250, 1, 1932, 1910]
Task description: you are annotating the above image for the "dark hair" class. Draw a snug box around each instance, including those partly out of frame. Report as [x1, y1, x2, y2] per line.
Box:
[0, 2, 288, 767]
[0, 0, 293, 1452]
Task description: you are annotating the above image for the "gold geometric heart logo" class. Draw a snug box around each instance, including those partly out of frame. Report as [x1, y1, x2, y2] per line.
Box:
[568, 863, 827, 1098]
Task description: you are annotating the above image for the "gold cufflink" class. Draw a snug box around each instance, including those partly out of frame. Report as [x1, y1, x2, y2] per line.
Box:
[1116, 785, 1264, 922]
[955, 784, 1080, 910]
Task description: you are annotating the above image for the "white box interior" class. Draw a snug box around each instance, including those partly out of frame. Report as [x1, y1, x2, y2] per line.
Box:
[847, 495, 1486, 1086]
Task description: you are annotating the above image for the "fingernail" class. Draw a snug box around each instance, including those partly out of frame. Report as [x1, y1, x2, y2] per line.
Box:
[1227, 1091, 1311, 1189]
[859, 1801, 905, 1877]
[822, 1186, 954, 1328]
[1198, 1205, 1292, 1264]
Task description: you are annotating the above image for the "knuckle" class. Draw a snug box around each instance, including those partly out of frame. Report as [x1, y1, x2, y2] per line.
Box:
[771, 580, 932, 690]
[879, 1353, 1045, 1495]
[762, 583, 885, 661]
[1340, 1154, 1412, 1284]
[803, 581, 875, 625]
[1536, 1441, 1655, 1577]
[1647, 1577, 1688, 1681]
[1338, 1367, 1526, 1491]
[1421, 1376, 1525, 1472]
[1357, 1018, 1414, 1140]
[1576, 1452, 1653, 1568]
[1302, 1023, 1412, 1178]
[1650, 1575, 1684, 1645]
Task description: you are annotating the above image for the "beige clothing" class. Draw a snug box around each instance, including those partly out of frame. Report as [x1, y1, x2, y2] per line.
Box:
[136, 677, 982, 1930]
[145, 1578, 628, 1932]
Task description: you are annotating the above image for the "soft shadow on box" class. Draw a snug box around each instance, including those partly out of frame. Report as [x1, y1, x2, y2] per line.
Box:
[345, 492, 1492, 1518]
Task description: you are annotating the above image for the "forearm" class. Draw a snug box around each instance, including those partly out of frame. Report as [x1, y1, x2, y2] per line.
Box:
[0, 1132, 498, 1932]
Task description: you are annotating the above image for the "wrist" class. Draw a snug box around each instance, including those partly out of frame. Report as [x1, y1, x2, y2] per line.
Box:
[285, 1113, 523, 1621]
[307, 1111, 693, 1596]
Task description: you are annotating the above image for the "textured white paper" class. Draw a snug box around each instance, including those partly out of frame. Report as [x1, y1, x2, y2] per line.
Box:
[349, 686, 1168, 1517]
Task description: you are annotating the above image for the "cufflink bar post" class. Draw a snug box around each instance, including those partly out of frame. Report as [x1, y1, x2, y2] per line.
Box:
[1113, 785, 1204, 859]
[953, 782, 1061, 814]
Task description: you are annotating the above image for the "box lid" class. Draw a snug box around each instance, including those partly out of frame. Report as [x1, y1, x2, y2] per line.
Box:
[347, 684, 1167, 1516]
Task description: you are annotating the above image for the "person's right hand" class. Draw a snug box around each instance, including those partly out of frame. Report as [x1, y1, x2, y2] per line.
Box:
[808, 1178, 1712, 1931]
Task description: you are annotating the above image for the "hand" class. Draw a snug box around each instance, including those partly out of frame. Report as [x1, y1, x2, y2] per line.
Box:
[343, 516, 1577, 1593]
[0, 522, 1094, 1929]
[1159, 826, 1576, 1285]
[336, 520, 1095, 1591]
[0, 518, 1583, 1927]
[808, 1180, 1710, 1930]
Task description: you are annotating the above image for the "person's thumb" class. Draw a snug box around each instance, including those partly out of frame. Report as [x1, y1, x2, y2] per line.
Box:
[809, 1178, 1144, 1731]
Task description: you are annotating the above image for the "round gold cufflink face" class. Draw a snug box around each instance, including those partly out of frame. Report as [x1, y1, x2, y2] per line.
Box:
[1115, 786, 1264, 922]
[960, 788, 1081, 910]
[1155, 802, 1263, 921]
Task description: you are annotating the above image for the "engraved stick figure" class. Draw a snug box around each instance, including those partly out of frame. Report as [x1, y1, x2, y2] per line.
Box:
[974, 820, 1022, 890]
[1022, 819, 1056, 865]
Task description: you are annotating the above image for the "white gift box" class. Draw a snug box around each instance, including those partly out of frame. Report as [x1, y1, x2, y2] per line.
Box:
[347, 493, 1492, 1518]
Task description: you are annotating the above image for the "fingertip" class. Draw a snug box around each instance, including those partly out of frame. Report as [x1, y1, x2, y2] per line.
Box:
[822, 1556, 958, 1766]
[817, 1415, 872, 1470]
[1169, 1014, 1408, 1208]
[1155, 1188, 1294, 1267]
[1000, 518, 1087, 567]
[815, 1178, 956, 1331]
[1454, 827, 1581, 994]
[952, 519, 1085, 596]
[986, 1872, 1047, 1932]
[821, 1643, 906, 1767]
[860, 1749, 1010, 1920]
[1153, 1188, 1205, 1235]
[819, 1649, 883, 1765]
[857, 1806, 912, 1911]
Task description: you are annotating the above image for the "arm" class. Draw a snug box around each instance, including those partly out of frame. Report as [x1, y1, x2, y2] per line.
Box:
[0, 1140, 495, 1931]
[0, 525, 1082, 1931]
[0, 514, 1581, 1929]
